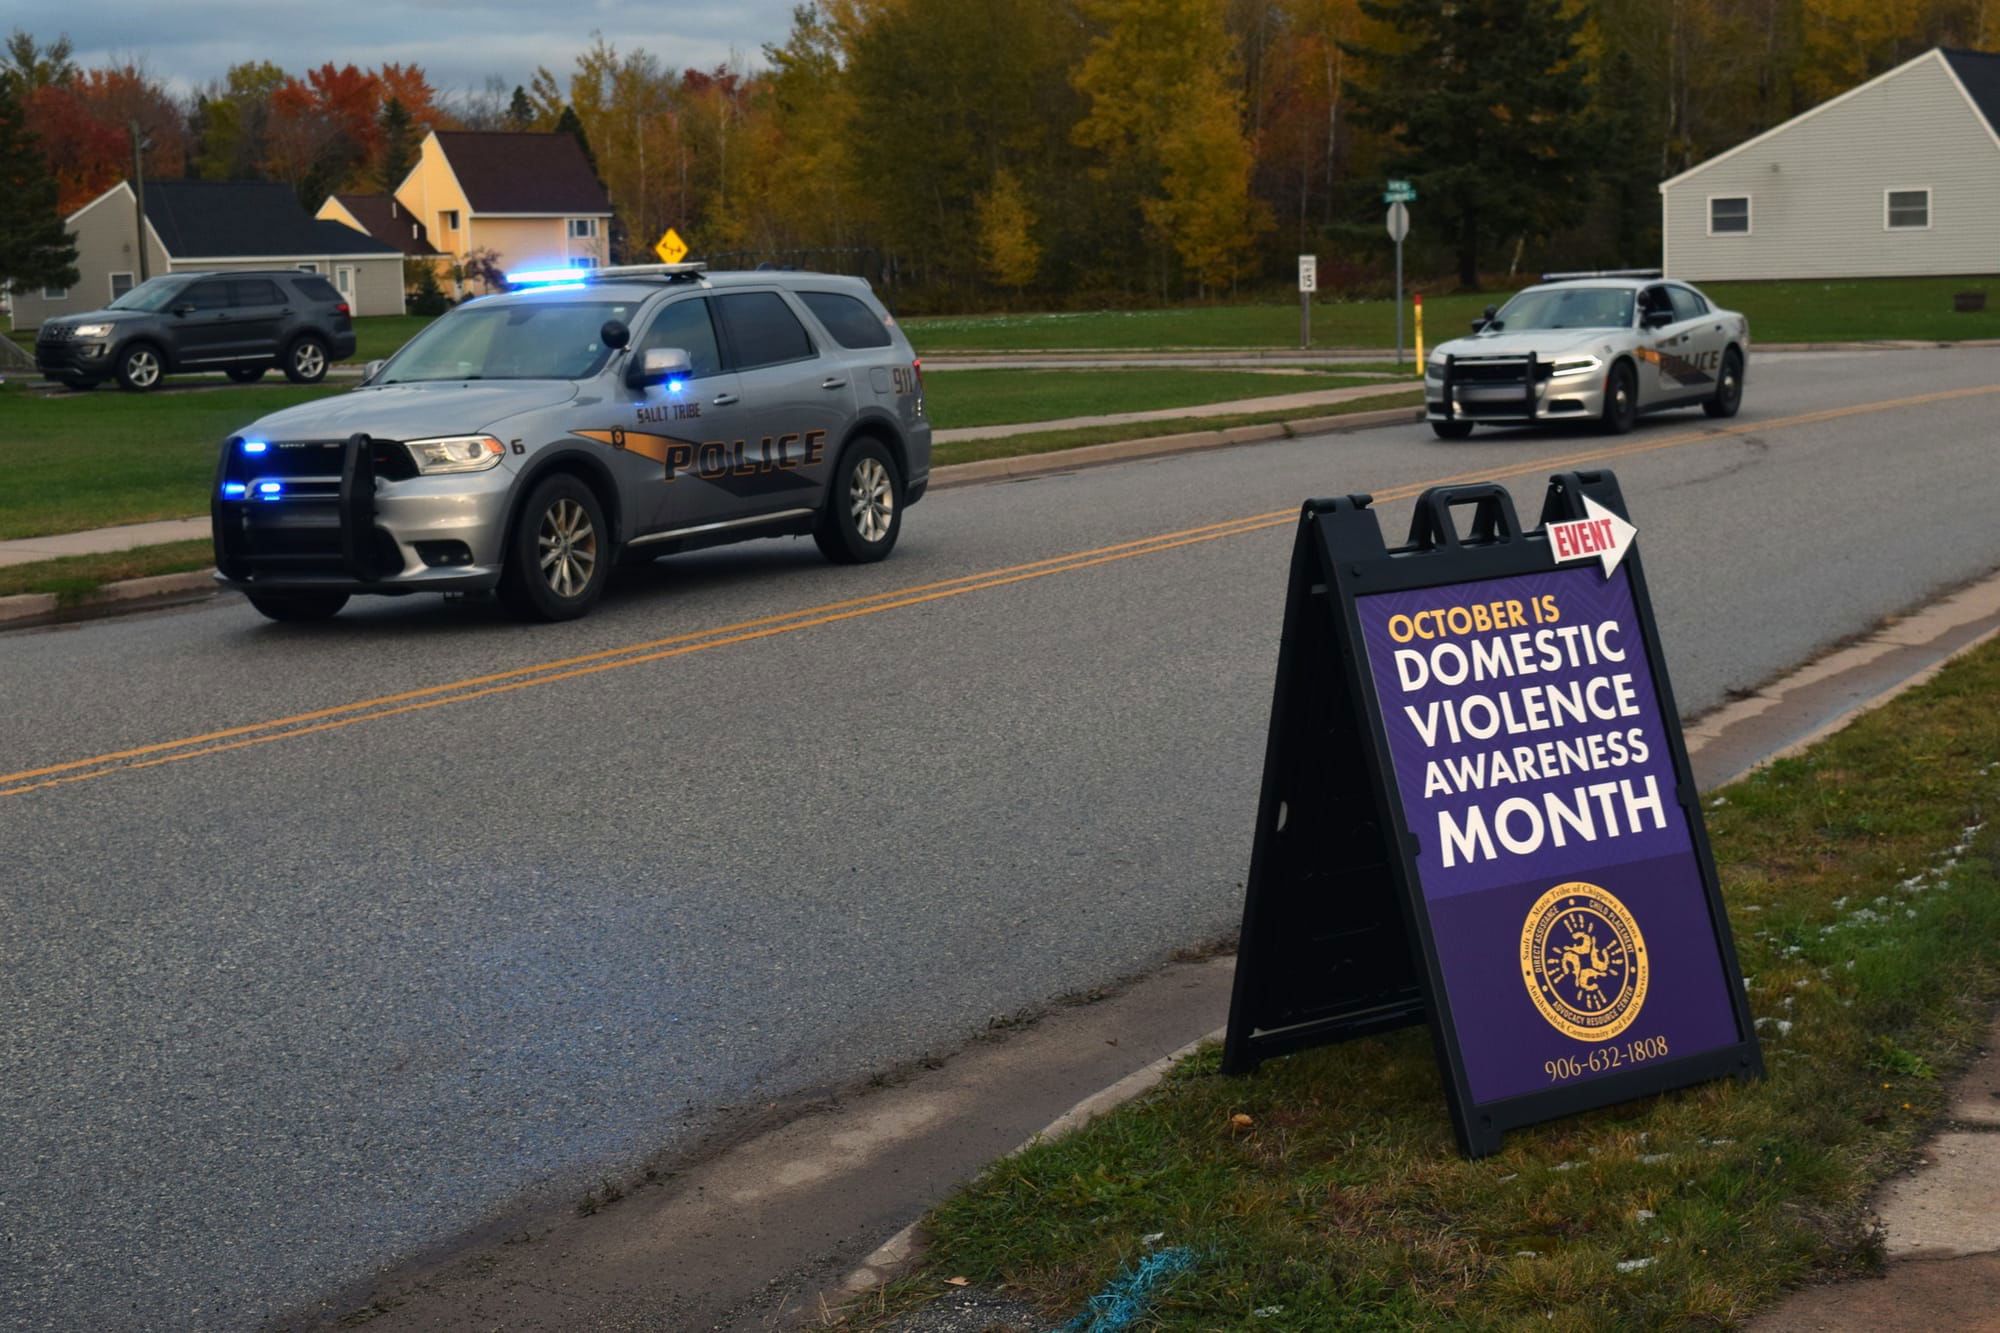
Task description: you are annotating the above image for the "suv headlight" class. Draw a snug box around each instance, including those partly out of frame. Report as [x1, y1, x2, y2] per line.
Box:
[1549, 356, 1603, 377]
[405, 435, 506, 474]
[71, 323, 112, 338]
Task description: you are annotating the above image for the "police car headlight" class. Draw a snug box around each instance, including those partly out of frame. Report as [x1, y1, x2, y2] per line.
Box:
[406, 434, 506, 474]
[1425, 351, 1446, 380]
[71, 323, 113, 338]
[1549, 356, 1602, 378]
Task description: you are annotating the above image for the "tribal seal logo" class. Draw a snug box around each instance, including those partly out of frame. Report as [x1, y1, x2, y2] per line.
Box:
[1520, 882, 1648, 1042]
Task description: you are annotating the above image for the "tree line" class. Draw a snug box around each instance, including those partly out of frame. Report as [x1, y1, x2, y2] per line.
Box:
[6, 0, 1998, 310]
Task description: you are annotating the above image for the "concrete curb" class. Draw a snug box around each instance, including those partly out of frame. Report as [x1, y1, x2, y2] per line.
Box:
[839, 1026, 1225, 1295]
[0, 406, 1423, 631]
[0, 570, 220, 630]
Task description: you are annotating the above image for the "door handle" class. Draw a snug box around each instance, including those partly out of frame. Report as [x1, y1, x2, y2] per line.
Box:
[712, 393, 739, 406]
[821, 377, 847, 389]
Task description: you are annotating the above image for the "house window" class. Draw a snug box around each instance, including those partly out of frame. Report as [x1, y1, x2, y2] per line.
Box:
[568, 218, 597, 239]
[443, 210, 460, 231]
[43, 283, 68, 299]
[297, 262, 320, 273]
[109, 272, 135, 300]
[571, 256, 597, 269]
[1708, 196, 1750, 235]
[1886, 188, 1931, 230]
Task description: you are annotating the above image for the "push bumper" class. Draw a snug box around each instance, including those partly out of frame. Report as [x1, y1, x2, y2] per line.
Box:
[1427, 352, 1609, 424]
[213, 434, 514, 596]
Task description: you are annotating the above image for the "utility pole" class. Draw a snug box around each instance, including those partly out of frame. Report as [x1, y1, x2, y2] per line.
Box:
[129, 119, 149, 282]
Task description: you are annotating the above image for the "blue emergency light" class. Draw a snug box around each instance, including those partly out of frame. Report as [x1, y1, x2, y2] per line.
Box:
[242, 439, 268, 454]
[221, 482, 247, 498]
[506, 267, 592, 289]
[257, 481, 283, 498]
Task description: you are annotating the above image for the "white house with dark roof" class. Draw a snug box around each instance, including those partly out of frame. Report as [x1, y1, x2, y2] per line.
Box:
[9, 179, 403, 330]
[1660, 48, 2000, 280]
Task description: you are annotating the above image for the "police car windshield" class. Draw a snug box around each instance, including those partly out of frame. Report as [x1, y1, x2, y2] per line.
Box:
[1494, 287, 1635, 331]
[380, 299, 637, 383]
[107, 276, 193, 312]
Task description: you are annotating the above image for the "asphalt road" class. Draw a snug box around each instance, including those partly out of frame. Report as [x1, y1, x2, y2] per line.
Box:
[4, 348, 1999, 1329]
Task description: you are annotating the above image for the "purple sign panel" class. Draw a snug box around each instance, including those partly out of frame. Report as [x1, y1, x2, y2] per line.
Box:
[1357, 564, 1741, 1105]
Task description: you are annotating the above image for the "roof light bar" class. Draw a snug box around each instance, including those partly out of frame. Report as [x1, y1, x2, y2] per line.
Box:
[1538, 268, 1664, 281]
[506, 262, 708, 289]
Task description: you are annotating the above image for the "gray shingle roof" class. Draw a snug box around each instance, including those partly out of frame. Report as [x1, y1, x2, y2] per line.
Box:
[1940, 48, 2000, 138]
[143, 180, 397, 259]
[429, 132, 612, 215]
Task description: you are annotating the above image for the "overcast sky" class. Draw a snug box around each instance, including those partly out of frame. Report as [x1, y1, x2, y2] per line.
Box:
[0, 0, 804, 99]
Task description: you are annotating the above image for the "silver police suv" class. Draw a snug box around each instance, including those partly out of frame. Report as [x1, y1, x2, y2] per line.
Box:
[211, 264, 930, 622]
[1425, 272, 1748, 439]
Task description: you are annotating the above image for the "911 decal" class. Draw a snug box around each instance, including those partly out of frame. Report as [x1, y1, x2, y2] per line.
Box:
[573, 427, 827, 482]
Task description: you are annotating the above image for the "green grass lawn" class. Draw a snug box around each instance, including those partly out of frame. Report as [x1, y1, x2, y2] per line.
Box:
[346, 314, 436, 364]
[904, 275, 2000, 351]
[925, 369, 1390, 429]
[868, 638, 2000, 1330]
[0, 381, 344, 540]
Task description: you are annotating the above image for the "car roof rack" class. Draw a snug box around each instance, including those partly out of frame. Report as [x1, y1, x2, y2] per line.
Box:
[1538, 268, 1663, 281]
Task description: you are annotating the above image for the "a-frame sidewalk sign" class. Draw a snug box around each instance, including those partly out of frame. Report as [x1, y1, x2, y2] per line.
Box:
[1222, 470, 1762, 1158]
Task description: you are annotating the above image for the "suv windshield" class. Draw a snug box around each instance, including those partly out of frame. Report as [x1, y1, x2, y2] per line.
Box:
[107, 276, 193, 312]
[1493, 286, 1634, 331]
[380, 299, 639, 383]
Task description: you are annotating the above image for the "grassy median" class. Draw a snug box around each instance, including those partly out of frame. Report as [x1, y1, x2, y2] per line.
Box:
[866, 639, 2000, 1330]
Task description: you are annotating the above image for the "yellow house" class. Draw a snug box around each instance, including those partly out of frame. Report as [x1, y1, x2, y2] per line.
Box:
[392, 131, 612, 292]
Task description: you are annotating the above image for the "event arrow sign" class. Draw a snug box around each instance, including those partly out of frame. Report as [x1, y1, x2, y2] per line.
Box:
[1548, 495, 1637, 577]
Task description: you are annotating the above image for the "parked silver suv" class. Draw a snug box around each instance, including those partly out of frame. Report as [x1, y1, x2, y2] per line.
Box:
[211, 264, 930, 622]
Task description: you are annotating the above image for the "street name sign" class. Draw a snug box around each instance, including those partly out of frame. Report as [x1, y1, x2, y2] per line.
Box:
[1385, 178, 1417, 203]
[654, 228, 689, 265]
[1222, 471, 1761, 1157]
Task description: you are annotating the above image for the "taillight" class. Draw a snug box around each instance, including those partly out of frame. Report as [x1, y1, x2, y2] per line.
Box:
[912, 357, 923, 391]
[335, 302, 350, 317]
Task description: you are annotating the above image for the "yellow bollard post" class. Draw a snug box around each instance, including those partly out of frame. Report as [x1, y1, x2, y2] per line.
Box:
[1414, 292, 1424, 376]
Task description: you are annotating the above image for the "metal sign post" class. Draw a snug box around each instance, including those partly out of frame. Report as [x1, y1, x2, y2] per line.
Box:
[1385, 198, 1411, 366]
[1223, 471, 1762, 1158]
[1298, 254, 1317, 350]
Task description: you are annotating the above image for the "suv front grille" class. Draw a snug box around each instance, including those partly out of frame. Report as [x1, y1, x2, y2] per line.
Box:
[235, 438, 418, 482]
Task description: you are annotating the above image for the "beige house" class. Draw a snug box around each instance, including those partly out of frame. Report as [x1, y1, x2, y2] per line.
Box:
[9, 179, 403, 330]
[1661, 47, 2000, 280]
[391, 131, 612, 292]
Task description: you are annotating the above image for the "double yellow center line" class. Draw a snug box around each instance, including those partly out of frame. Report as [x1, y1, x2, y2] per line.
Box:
[4, 383, 1993, 801]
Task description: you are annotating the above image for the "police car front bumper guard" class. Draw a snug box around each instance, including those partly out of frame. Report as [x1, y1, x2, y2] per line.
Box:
[1431, 352, 1601, 422]
[213, 434, 428, 584]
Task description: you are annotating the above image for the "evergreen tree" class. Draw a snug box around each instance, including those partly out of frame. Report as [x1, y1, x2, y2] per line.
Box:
[406, 258, 449, 315]
[1343, 0, 1592, 289]
[507, 85, 535, 129]
[0, 83, 77, 294]
[554, 103, 598, 178]
[377, 95, 417, 192]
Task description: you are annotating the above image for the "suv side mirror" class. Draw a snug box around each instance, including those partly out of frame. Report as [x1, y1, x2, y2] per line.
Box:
[172, 303, 195, 317]
[627, 346, 692, 389]
[361, 359, 386, 385]
[1643, 307, 1674, 328]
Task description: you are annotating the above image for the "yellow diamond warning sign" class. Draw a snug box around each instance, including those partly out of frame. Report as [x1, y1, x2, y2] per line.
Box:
[653, 228, 689, 265]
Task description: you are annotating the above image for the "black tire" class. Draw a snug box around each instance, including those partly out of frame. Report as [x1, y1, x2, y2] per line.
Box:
[1430, 420, 1475, 440]
[498, 474, 610, 622]
[283, 335, 330, 384]
[1703, 347, 1744, 419]
[114, 342, 165, 392]
[813, 438, 903, 565]
[246, 591, 349, 622]
[1598, 360, 1638, 435]
[53, 375, 98, 391]
[226, 365, 269, 384]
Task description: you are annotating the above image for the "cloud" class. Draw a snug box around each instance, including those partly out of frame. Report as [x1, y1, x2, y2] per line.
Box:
[25, 0, 799, 95]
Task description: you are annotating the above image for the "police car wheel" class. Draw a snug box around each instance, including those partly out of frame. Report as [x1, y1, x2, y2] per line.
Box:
[814, 439, 902, 565]
[1703, 348, 1743, 419]
[115, 343, 164, 392]
[1599, 362, 1638, 435]
[283, 336, 329, 384]
[500, 474, 609, 621]
[1430, 420, 1475, 440]
[246, 591, 349, 622]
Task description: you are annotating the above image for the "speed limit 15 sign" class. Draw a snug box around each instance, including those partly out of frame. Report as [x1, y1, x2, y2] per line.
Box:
[1298, 255, 1317, 293]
